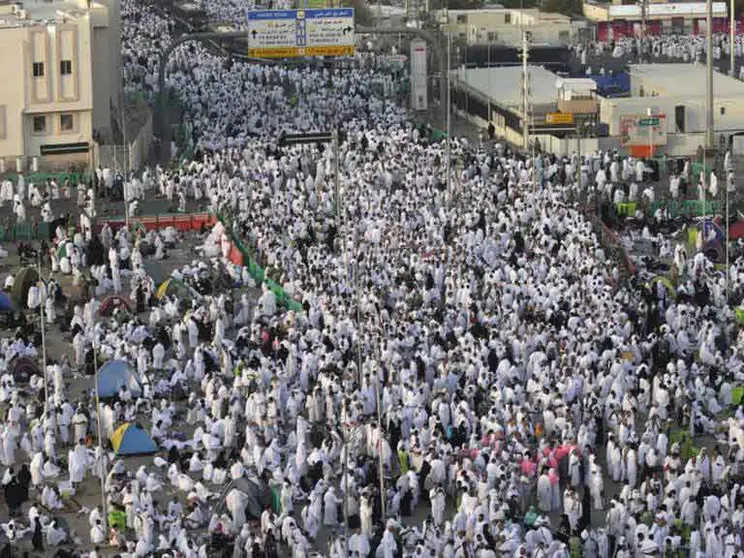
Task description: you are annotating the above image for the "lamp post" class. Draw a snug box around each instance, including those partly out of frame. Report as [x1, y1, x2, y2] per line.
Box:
[37, 256, 48, 413]
[731, 0, 736, 77]
[706, 0, 715, 149]
[647, 107, 654, 160]
[92, 340, 108, 534]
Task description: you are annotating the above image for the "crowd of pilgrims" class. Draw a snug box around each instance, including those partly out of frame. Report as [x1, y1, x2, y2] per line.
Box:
[573, 32, 744, 78]
[0, 1, 744, 557]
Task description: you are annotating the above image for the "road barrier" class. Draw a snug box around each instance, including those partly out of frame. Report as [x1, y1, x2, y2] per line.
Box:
[649, 199, 724, 219]
[95, 212, 217, 233]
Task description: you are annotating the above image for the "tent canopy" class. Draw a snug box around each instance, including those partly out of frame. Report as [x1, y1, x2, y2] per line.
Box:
[97, 359, 142, 398]
[11, 356, 40, 384]
[649, 275, 676, 297]
[111, 423, 158, 456]
[0, 291, 13, 312]
[697, 218, 725, 244]
[730, 220, 744, 240]
[155, 278, 193, 301]
[98, 295, 132, 318]
[11, 267, 39, 308]
[143, 262, 167, 286]
[222, 475, 272, 524]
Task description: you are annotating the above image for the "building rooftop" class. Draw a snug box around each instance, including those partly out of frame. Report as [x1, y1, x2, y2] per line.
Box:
[631, 64, 744, 99]
[0, 0, 90, 28]
[441, 7, 573, 22]
[457, 65, 560, 108]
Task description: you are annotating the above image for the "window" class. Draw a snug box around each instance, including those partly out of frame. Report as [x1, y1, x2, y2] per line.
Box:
[60, 60, 72, 75]
[504, 13, 511, 24]
[456, 14, 467, 24]
[675, 105, 686, 133]
[32, 115, 46, 134]
[32, 62, 44, 77]
[721, 106, 726, 116]
[487, 31, 496, 42]
[60, 113, 73, 132]
[559, 30, 570, 41]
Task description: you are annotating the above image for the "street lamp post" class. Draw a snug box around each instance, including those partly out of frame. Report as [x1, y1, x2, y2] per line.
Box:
[731, 0, 736, 77]
[36, 255, 48, 413]
[707, 0, 715, 149]
[92, 340, 108, 534]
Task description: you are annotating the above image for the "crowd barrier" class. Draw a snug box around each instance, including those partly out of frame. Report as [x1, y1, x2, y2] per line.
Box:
[648, 199, 724, 219]
[95, 212, 217, 233]
[2, 172, 90, 185]
[0, 221, 58, 242]
[615, 202, 637, 218]
[216, 212, 304, 313]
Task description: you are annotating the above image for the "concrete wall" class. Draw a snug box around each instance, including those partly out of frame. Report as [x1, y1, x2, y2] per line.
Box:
[94, 110, 154, 171]
[0, 27, 27, 159]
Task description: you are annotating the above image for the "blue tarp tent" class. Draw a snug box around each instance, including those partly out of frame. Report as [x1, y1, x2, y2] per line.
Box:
[97, 360, 142, 398]
[111, 423, 158, 456]
[589, 73, 630, 97]
[0, 292, 13, 312]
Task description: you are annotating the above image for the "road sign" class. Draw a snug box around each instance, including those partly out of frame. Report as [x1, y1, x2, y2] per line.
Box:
[638, 117, 660, 127]
[247, 9, 355, 58]
[619, 114, 667, 148]
[546, 112, 574, 125]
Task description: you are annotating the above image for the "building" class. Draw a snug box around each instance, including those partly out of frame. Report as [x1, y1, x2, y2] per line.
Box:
[600, 64, 744, 136]
[583, 1, 728, 39]
[452, 66, 599, 145]
[439, 8, 586, 47]
[0, 0, 122, 170]
[452, 62, 744, 156]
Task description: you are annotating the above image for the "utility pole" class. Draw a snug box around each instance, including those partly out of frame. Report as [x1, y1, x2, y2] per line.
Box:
[707, 0, 715, 148]
[37, 255, 47, 413]
[92, 342, 108, 535]
[731, 0, 736, 77]
[640, 0, 648, 64]
[446, 31, 452, 204]
[521, 31, 530, 151]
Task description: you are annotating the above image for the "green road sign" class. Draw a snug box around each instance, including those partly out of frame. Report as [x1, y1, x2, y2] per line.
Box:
[638, 117, 660, 127]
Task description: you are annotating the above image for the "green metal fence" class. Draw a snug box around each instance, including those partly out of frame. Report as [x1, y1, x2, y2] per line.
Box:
[217, 212, 304, 313]
[648, 199, 724, 219]
[2, 172, 90, 185]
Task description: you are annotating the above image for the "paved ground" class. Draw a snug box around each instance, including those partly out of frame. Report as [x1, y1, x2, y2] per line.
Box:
[0, 183, 258, 556]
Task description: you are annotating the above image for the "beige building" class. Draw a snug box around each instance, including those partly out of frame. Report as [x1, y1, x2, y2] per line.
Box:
[0, 0, 121, 170]
[438, 8, 585, 46]
[600, 64, 744, 136]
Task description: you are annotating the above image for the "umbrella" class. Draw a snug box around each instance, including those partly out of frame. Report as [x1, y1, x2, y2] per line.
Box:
[11, 267, 39, 308]
[10, 356, 40, 383]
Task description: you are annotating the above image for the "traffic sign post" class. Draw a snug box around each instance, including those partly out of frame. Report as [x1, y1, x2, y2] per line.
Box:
[247, 9, 355, 58]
